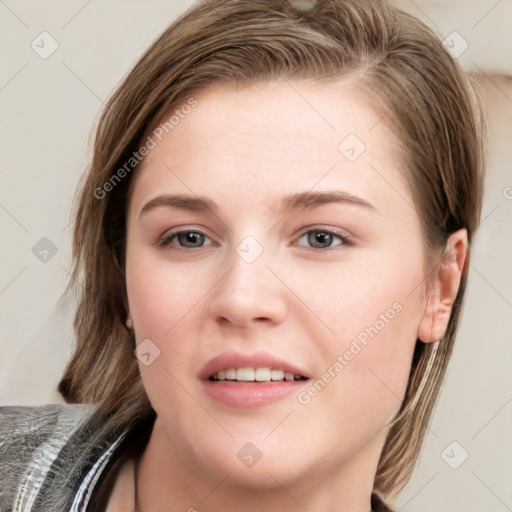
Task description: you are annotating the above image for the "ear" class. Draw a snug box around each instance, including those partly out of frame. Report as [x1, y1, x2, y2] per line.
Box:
[417, 229, 468, 343]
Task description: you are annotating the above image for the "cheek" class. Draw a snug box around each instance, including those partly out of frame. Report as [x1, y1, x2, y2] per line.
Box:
[288, 245, 424, 345]
[125, 254, 211, 422]
[125, 249, 213, 339]
[291, 248, 424, 421]
[125, 249, 224, 398]
[295, 296, 420, 451]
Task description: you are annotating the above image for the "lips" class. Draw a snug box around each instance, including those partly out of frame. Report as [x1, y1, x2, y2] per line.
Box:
[199, 351, 310, 382]
[210, 367, 304, 382]
[199, 352, 311, 408]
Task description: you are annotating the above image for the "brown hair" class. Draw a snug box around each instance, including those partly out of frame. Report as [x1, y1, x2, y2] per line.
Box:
[59, 1, 485, 510]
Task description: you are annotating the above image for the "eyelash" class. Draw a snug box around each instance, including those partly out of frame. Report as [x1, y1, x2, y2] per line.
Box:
[295, 227, 353, 250]
[157, 227, 353, 250]
[157, 228, 214, 249]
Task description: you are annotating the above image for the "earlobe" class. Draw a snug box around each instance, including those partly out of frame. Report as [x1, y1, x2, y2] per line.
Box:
[417, 229, 468, 343]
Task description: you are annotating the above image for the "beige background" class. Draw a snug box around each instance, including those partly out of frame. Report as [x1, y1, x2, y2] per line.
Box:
[1, 1, 511, 510]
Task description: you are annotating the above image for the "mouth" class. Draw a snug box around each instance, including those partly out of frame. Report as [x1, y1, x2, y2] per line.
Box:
[209, 367, 308, 383]
[200, 352, 310, 408]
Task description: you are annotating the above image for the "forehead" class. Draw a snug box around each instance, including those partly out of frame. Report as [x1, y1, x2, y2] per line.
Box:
[129, 80, 410, 217]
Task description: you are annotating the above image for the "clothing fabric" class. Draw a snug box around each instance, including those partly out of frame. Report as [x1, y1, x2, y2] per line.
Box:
[0, 403, 148, 512]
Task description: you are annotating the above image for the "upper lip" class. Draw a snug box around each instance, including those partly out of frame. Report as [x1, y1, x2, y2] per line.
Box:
[199, 351, 311, 380]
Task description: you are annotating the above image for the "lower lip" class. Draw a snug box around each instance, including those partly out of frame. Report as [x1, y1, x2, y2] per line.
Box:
[202, 380, 308, 408]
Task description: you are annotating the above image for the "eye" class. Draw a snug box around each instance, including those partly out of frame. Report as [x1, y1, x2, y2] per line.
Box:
[159, 230, 213, 249]
[297, 229, 350, 249]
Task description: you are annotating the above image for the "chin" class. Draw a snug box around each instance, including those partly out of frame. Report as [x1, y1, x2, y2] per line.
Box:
[189, 434, 314, 489]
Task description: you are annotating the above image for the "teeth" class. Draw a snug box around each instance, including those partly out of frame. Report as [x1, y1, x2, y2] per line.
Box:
[211, 367, 303, 382]
[255, 368, 271, 381]
[236, 368, 255, 381]
[271, 369, 284, 380]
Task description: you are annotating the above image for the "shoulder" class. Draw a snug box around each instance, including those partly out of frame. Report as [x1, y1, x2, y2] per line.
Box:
[0, 402, 94, 430]
[0, 403, 95, 451]
[0, 403, 96, 510]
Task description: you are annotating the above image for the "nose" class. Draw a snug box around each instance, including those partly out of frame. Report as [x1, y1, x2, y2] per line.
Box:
[208, 251, 288, 328]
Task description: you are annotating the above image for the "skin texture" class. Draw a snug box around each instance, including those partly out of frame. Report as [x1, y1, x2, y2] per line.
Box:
[124, 80, 467, 512]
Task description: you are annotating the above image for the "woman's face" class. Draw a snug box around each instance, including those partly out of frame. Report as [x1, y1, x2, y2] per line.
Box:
[125, 80, 429, 490]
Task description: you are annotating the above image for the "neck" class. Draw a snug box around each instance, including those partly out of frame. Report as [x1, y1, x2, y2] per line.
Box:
[134, 418, 384, 512]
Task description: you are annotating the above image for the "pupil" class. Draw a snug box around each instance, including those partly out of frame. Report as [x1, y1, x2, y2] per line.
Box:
[309, 231, 332, 248]
[179, 232, 203, 247]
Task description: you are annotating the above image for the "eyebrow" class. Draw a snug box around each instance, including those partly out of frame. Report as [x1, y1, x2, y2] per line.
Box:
[138, 190, 376, 219]
[277, 190, 376, 216]
[139, 194, 218, 219]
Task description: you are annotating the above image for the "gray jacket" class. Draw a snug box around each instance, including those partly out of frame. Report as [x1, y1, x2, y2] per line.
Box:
[0, 404, 136, 512]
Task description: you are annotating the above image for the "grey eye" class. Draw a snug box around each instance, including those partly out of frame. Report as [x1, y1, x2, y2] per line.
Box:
[161, 230, 213, 248]
[298, 230, 343, 249]
[177, 232, 207, 248]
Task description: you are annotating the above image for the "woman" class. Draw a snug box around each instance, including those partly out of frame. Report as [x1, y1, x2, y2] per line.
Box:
[0, 0, 485, 510]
